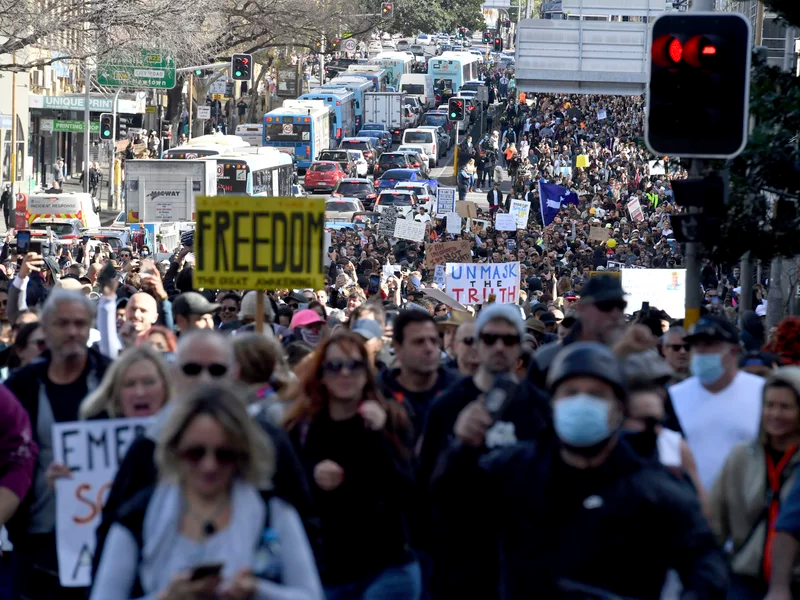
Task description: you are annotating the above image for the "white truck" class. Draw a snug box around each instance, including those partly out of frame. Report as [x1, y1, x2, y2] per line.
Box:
[124, 159, 217, 223]
[363, 92, 415, 143]
[398, 74, 435, 109]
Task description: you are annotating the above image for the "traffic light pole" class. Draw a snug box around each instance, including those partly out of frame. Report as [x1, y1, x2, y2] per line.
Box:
[188, 73, 193, 139]
[108, 87, 122, 210]
[684, 160, 704, 328]
[84, 61, 91, 193]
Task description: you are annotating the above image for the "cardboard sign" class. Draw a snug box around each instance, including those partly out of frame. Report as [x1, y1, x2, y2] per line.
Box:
[52, 418, 152, 587]
[379, 207, 397, 236]
[589, 227, 611, 242]
[436, 187, 456, 214]
[495, 213, 516, 231]
[446, 213, 462, 234]
[425, 240, 472, 267]
[627, 197, 644, 222]
[456, 200, 477, 219]
[508, 199, 531, 229]
[445, 262, 520, 304]
[393, 218, 426, 242]
[195, 196, 326, 290]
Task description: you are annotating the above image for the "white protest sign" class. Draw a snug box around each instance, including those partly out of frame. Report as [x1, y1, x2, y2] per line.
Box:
[393, 219, 425, 242]
[627, 197, 644, 222]
[621, 268, 686, 319]
[445, 262, 520, 304]
[597, 109, 607, 120]
[446, 213, 462, 234]
[495, 213, 517, 231]
[648, 159, 666, 176]
[383, 263, 401, 278]
[52, 418, 152, 587]
[433, 264, 446, 287]
[509, 199, 531, 229]
[436, 187, 456, 215]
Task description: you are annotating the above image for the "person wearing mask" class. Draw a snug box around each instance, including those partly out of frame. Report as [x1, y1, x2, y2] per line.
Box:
[670, 316, 765, 492]
[452, 320, 479, 376]
[709, 367, 800, 599]
[90, 385, 323, 600]
[287, 309, 328, 348]
[378, 310, 458, 448]
[4, 290, 111, 600]
[284, 333, 419, 599]
[93, 330, 319, 581]
[418, 304, 551, 600]
[431, 342, 728, 599]
[661, 326, 690, 383]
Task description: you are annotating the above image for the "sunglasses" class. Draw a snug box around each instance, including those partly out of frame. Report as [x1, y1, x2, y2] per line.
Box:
[459, 336, 475, 346]
[593, 299, 627, 313]
[180, 445, 241, 465]
[480, 333, 521, 347]
[322, 359, 367, 374]
[180, 363, 229, 377]
[667, 344, 689, 352]
[220, 306, 237, 312]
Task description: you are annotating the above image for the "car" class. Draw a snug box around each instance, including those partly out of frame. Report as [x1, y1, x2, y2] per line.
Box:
[395, 149, 431, 177]
[339, 137, 380, 171]
[351, 211, 381, 226]
[417, 124, 451, 153]
[420, 111, 453, 139]
[325, 198, 365, 222]
[360, 122, 388, 134]
[397, 144, 434, 169]
[374, 189, 420, 219]
[401, 128, 439, 168]
[332, 178, 378, 209]
[318, 149, 358, 177]
[409, 44, 426, 57]
[358, 129, 391, 152]
[29, 218, 84, 240]
[376, 168, 431, 191]
[396, 40, 410, 51]
[375, 152, 413, 177]
[368, 41, 383, 53]
[346, 149, 370, 177]
[111, 211, 126, 228]
[394, 182, 436, 212]
[84, 228, 133, 251]
[304, 161, 346, 192]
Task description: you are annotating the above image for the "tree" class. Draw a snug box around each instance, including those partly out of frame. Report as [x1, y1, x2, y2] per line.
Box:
[387, 0, 450, 37]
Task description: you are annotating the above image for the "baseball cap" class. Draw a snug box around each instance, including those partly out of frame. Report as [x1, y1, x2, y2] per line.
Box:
[579, 275, 626, 304]
[476, 304, 526, 338]
[538, 311, 556, 325]
[290, 309, 325, 329]
[172, 291, 220, 318]
[352, 319, 383, 341]
[685, 315, 739, 346]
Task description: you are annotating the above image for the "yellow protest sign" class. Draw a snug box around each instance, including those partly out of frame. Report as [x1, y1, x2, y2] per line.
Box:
[195, 196, 325, 290]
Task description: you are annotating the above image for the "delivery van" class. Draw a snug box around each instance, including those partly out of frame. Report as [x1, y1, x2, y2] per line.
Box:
[25, 192, 101, 228]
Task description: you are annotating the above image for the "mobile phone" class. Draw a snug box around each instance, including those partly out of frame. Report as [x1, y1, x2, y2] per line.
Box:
[484, 373, 518, 422]
[16, 231, 30, 254]
[189, 563, 223, 581]
[82, 235, 90, 244]
[641, 301, 650, 313]
[96, 262, 117, 290]
[368, 274, 380, 295]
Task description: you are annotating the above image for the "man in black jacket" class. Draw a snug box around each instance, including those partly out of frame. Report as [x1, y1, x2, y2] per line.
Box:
[5, 289, 111, 600]
[91, 329, 319, 584]
[431, 342, 728, 599]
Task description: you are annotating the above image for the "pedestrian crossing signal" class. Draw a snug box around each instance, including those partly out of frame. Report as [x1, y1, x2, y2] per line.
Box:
[381, 2, 393, 18]
[231, 53, 252, 81]
[99, 113, 114, 141]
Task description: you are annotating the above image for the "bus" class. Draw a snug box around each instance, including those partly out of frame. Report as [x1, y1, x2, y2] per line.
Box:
[263, 100, 331, 170]
[299, 88, 357, 144]
[234, 123, 264, 147]
[371, 52, 414, 89]
[321, 76, 374, 131]
[345, 65, 389, 92]
[204, 149, 294, 197]
[428, 52, 480, 102]
[161, 134, 251, 159]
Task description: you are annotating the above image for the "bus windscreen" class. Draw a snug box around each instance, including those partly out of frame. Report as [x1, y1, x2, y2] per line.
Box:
[265, 122, 312, 143]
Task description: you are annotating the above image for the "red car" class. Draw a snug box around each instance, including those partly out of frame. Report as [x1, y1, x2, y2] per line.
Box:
[304, 161, 346, 193]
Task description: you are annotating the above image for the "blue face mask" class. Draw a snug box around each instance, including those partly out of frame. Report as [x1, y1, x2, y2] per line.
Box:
[553, 394, 612, 448]
[691, 352, 725, 384]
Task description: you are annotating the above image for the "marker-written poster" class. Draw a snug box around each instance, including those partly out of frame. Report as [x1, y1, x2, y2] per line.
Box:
[445, 262, 520, 304]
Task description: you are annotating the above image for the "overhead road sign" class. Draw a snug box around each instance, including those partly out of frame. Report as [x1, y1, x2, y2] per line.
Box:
[515, 19, 649, 95]
[98, 50, 176, 89]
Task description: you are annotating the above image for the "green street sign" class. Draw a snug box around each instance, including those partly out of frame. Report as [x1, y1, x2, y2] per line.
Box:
[49, 120, 100, 133]
[98, 50, 176, 89]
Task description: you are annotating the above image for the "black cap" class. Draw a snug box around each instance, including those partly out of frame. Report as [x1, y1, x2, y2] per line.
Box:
[547, 342, 627, 400]
[579, 274, 626, 303]
[685, 315, 739, 345]
[173, 291, 220, 317]
[538, 311, 556, 325]
[526, 276, 542, 292]
[286, 291, 307, 304]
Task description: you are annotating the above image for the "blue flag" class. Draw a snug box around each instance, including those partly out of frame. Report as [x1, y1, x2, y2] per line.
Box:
[539, 181, 579, 226]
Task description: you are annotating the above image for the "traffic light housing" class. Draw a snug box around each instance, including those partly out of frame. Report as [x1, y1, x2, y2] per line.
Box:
[381, 2, 393, 18]
[448, 98, 464, 121]
[117, 115, 131, 139]
[493, 37, 503, 52]
[483, 31, 491, 44]
[231, 53, 252, 81]
[99, 113, 114, 141]
[459, 27, 467, 39]
[329, 39, 341, 52]
[645, 13, 751, 159]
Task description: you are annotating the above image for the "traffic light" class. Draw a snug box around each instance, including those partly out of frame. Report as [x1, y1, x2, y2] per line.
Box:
[99, 113, 114, 140]
[645, 13, 751, 158]
[482, 31, 491, 44]
[381, 2, 393, 18]
[329, 39, 341, 51]
[448, 98, 464, 121]
[505, 19, 511, 28]
[314, 39, 323, 51]
[117, 115, 131, 139]
[493, 37, 503, 52]
[231, 53, 252, 81]
[458, 27, 467, 39]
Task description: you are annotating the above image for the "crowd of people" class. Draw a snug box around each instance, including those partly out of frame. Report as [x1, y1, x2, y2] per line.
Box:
[0, 63, 796, 600]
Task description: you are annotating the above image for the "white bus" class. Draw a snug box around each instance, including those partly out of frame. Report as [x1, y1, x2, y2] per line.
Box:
[371, 51, 415, 89]
[234, 123, 264, 147]
[429, 52, 480, 99]
[204, 149, 294, 196]
[161, 134, 251, 159]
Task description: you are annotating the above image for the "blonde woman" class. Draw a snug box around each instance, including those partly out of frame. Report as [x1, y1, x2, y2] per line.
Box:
[90, 384, 323, 600]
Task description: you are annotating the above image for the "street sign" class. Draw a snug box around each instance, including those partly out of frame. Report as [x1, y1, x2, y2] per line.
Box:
[41, 119, 100, 133]
[343, 39, 357, 53]
[197, 106, 211, 120]
[98, 50, 176, 89]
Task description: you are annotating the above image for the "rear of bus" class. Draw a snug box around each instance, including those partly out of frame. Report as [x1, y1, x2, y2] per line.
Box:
[263, 114, 315, 170]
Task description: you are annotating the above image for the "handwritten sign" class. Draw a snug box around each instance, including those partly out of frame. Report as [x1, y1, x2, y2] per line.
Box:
[436, 187, 456, 214]
[446, 213, 462, 234]
[509, 199, 531, 229]
[627, 197, 644, 222]
[52, 418, 152, 587]
[589, 227, 611, 242]
[393, 219, 426, 242]
[445, 262, 520, 304]
[379, 207, 397, 236]
[433, 264, 446, 287]
[425, 240, 472, 267]
[495, 213, 516, 231]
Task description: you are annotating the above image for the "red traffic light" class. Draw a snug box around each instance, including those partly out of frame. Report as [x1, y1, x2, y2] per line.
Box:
[668, 38, 683, 63]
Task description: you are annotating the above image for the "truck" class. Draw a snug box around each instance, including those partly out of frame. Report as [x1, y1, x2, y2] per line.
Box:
[398, 73, 435, 109]
[363, 92, 415, 143]
[124, 159, 217, 224]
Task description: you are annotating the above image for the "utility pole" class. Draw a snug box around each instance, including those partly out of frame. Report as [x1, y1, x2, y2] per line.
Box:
[84, 61, 91, 193]
[188, 73, 194, 139]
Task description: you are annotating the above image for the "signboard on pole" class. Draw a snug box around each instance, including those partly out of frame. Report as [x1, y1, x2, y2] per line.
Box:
[98, 50, 176, 89]
[446, 213, 462, 234]
[445, 262, 520, 304]
[621, 268, 686, 318]
[196, 106, 211, 120]
[195, 196, 326, 290]
[589, 226, 611, 242]
[436, 187, 456, 214]
[52, 418, 152, 587]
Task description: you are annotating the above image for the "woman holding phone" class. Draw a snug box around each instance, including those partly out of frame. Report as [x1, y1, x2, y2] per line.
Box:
[90, 384, 323, 600]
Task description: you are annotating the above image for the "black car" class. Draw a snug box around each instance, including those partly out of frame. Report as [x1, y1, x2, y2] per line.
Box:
[339, 137, 380, 172]
[375, 152, 413, 178]
[332, 178, 378, 210]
